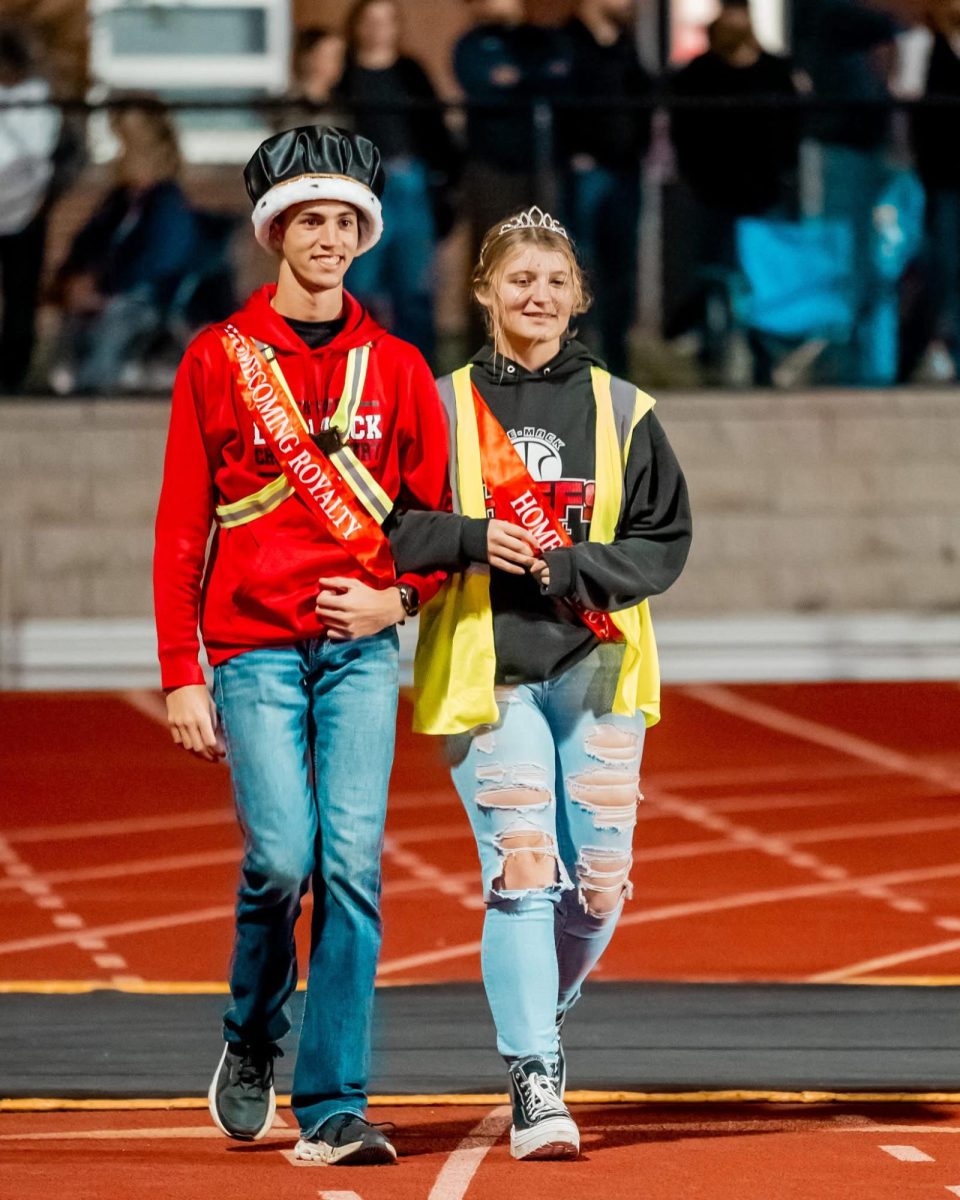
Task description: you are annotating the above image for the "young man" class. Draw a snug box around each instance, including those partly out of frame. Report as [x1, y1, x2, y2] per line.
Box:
[153, 125, 449, 1164]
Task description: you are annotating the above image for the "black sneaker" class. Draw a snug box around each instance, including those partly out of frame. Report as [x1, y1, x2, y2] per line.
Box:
[507, 1055, 579, 1160]
[295, 1113, 397, 1165]
[208, 1041, 278, 1141]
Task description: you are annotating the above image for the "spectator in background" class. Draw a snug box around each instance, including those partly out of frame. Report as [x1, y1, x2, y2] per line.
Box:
[454, 0, 570, 260]
[0, 25, 62, 393]
[335, 0, 458, 360]
[793, 0, 907, 382]
[912, 0, 960, 375]
[669, 3, 799, 374]
[49, 96, 198, 394]
[294, 26, 346, 107]
[558, 0, 653, 377]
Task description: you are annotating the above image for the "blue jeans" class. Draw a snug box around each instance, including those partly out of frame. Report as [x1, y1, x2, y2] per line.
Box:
[820, 144, 897, 384]
[347, 157, 436, 361]
[448, 644, 644, 1066]
[213, 630, 399, 1136]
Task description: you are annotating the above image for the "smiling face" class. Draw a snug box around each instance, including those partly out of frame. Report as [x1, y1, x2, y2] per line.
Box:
[479, 243, 580, 360]
[273, 200, 360, 290]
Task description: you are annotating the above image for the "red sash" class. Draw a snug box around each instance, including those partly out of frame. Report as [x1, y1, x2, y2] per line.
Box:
[219, 324, 395, 583]
[472, 382, 620, 643]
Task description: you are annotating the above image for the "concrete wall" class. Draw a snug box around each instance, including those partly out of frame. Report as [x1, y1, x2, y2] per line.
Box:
[1, 389, 958, 632]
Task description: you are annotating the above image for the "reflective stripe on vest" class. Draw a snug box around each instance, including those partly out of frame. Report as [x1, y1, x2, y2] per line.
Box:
[413, 364, 661, 735]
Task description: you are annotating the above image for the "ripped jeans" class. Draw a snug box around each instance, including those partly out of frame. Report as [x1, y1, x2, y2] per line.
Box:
[448, 643, 644, 1067]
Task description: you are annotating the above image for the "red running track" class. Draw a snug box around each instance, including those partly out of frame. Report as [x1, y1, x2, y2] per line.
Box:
[5, 1103, 960, 1200]
[1, 681, 959, 987]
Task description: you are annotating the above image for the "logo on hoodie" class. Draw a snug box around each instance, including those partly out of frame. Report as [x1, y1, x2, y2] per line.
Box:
[507, 426, 565, 482]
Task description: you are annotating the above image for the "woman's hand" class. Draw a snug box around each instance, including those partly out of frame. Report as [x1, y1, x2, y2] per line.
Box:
[529, 558, 551, 589]
[488, 519, 539, 574]
[316, 577, 404, 640]
[165, 684, 226, 763]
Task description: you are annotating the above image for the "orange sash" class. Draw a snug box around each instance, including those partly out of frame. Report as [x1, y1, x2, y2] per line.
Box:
[219, 324, 395, 584]
[472, 382, 620, 643]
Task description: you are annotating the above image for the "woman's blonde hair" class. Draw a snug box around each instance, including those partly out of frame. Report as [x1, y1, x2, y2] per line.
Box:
[471, 213, 591, 352]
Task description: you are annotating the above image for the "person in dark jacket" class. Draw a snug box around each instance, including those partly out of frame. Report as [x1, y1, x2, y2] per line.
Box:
[335, 0, 458, 361]
[558, 0, 654, 376]
[912, 0, 960, 374]
[454, 0, 570, 262]
[375, 206, 691, 1161]
[50, 96, 198, 394]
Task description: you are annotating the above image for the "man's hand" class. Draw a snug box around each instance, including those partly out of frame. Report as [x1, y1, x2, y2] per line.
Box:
[488, 519, 539, 574]
[165, 684, 226, 763]
[316, 577, 405, 640]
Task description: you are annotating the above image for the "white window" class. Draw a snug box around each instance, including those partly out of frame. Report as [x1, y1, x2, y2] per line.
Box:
[88, 0, 291, 163]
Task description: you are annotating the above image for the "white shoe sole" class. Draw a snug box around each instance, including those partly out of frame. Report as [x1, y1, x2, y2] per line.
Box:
[294, 1136, 397, 1165]
[510, 1116, 580, 1160]
[207, 1042, 277, 1142]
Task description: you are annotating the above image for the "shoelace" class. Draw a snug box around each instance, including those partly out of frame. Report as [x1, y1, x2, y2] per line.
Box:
[235, 1047, 278, 1091]
[521, 1071, 567, 1119]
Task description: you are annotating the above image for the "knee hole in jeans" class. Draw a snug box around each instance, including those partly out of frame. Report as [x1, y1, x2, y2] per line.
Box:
[493, 829, 560, 892]
[475, 762, 552, 811]
[577, 847, 633, 917]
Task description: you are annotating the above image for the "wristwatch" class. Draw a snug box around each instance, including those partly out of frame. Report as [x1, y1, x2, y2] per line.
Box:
[394, 582, 420, 618]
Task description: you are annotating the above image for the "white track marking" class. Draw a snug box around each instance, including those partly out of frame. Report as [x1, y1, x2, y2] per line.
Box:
[879, 1145, 935, 1161]
[655, 761, 888, 792]
[383, 837, 478, 909]
[427, 1106, 511, 1200]
[318, 1193, 364, 1199]
[684, 685, 960, 792]
[809, 936, 960, 982]
[377, 940, 484, 978]
[938, 918, 960, 932]
[617, 861, 960, 930]
[781, 814, 960, 846]
[0, 1125, 291, 1142]
[0, 904, 234, 957]
[0, 849, 241, 891]
[0, 834, 128, 978]
[2, 807, 235, 844]
[945, 1186, 960, 1195]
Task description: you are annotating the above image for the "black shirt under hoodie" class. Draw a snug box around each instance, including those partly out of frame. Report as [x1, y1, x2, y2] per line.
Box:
[389, 340, 692, 685]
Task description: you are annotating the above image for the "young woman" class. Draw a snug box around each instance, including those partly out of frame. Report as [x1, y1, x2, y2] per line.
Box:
[382, 206, 692, 1160]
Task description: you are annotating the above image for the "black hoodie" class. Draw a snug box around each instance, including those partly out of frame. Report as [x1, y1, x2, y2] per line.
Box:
[389, 339, 691, 684]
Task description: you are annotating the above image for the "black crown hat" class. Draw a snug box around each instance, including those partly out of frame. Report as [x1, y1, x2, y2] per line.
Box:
[244, 126, 385, 252]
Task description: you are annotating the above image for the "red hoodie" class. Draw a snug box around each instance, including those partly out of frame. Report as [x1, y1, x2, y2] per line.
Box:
[154, 286, 450, 690]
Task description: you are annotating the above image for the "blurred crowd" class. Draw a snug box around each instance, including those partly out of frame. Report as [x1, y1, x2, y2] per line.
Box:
[2, 0, 960, 393]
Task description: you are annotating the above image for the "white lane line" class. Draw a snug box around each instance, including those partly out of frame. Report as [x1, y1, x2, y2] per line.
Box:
[879, 1145, 935, 1162]
[0, 834, 126, 979]
[655, 761, 888, 792]
[938, 918, 960, 931]
[2, 808, 235, 844]
[0, 904, 234, 957]
[427, 1106, 511, 1200]
[684, 685, 960, 793]
[0, 1125, 291, 1143]
[383, 837, 479, 910]
[783, 814, 960, 846]
[377, 939, 484, 978]
[0, 849, 241, 891]
[809, 936, 960, 982]
[945, 1186, 960, 1195]
[318, 1192, 363, 1199]
[617, 861, 960, 931]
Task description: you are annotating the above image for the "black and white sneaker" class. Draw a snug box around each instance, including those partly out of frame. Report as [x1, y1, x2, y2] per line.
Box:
[295, 1113, 397, 1165]
[208, 1041, 278, 1141]
[507, 1055, 580, 1160]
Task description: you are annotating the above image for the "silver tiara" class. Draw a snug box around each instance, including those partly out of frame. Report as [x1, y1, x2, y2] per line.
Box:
[498, 206, 568, 240]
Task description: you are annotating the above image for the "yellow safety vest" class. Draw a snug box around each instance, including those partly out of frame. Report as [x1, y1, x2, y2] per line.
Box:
[412, 364, 662, 735]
